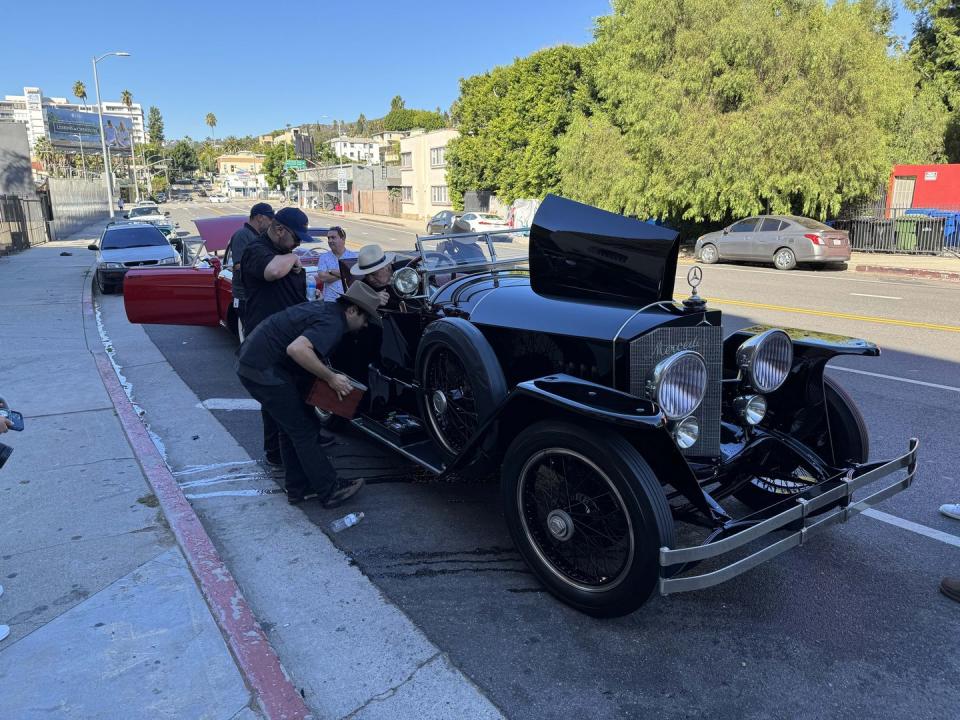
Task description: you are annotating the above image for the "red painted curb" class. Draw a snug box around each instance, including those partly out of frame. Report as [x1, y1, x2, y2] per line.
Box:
[83, 276, 312, 720]
[854, 264, 960, 282]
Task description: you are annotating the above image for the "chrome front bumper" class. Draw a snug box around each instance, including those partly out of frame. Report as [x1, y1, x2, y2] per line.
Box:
[659, 438, 919, 595]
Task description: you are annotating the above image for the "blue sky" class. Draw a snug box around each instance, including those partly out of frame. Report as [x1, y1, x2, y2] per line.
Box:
[2, 0, 917, 141]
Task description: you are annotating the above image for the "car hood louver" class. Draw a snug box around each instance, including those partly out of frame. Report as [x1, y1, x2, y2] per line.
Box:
[529, 194, 680, 307]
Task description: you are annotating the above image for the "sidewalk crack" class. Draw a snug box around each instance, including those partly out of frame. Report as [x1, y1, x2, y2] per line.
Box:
[339, 651, 441, 719]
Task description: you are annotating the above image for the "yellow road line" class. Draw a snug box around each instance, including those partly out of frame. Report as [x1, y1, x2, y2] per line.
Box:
[701, 296, 960, 333]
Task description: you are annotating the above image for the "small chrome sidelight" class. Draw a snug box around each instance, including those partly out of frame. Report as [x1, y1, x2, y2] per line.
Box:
[734, 394, 767, 425]
[736, 329, 793, 393]
[673, 415, 700, 449]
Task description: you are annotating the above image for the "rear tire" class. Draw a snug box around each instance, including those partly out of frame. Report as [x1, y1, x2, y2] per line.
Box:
[773, 247, 797, 271]
[501, 421, 674, 617]
[734, 375, 868, 508]
[699, 243, 719, 264]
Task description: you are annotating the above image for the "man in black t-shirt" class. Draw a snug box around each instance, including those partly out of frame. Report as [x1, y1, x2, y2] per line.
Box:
[226, 202, 273, 328]
[239, 207, 312, 468]
[236, 282, 383, 506]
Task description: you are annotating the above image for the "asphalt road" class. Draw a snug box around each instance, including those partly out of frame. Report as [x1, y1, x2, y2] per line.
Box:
[131, 202, 958, 719]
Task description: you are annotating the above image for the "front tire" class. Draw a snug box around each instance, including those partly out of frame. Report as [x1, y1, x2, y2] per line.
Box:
[699, 243, 719, 264]
[501, 421, 674, 617]
[734, 375, 869, 508]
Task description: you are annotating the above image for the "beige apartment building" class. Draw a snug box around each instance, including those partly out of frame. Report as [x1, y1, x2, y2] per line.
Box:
[216, 151, 265, 175]
[399, 128, 459, 219]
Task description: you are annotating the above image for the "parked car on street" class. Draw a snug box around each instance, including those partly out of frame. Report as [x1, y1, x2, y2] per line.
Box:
[208, 195, 229, 204]
[453, 212, 510, 233]
[695, 215, 851, 270]
[88, 222, 181, 294]
[121, 195, 918, 617]
[426, 210, 463, 235]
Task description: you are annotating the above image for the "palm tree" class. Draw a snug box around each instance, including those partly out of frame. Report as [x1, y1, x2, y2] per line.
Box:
[121, 90, 140, 200]
[73, 81, 87, 110]
[205, 113, 217, 144]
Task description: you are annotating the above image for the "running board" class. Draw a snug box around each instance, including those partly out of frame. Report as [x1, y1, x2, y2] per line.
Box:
[352, 417, 445, 475]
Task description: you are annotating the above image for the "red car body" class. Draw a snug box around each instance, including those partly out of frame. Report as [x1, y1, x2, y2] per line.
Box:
[123, 214, 327, 336]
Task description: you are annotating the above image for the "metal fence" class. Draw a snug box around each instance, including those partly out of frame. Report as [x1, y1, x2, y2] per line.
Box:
[0, 195, 48, 256]
[46, 177, 109, 239]
[832, 206, 960, 255]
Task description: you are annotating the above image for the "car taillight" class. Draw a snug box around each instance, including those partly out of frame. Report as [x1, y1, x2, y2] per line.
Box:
[803, 233, 824, 245]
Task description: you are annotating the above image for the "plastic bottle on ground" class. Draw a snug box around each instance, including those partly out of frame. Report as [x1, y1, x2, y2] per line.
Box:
[330, 511, 365, 533]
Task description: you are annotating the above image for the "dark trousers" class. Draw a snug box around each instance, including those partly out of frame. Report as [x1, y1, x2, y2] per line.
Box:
[239, 375, 338, 499]
[239, 301, 281, 462]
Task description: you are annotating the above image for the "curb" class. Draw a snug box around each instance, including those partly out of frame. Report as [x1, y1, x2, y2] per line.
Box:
[853, 264, 960, 282]
[82, 275, 312, 720]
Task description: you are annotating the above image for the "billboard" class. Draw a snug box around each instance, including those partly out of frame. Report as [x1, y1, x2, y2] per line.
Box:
[46, 106, 134, 150]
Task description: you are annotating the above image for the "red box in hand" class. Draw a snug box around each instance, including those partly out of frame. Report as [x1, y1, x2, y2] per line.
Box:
[305, 377, 367, 419]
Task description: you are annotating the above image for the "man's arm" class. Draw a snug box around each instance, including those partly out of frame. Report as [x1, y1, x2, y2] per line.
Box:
[286, 335, 352, 397]
[264, 253, 302, 281]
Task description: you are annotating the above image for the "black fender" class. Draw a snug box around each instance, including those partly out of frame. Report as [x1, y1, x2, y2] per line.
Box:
[443, 373, 720, 521]
[722, 326, 878, 466]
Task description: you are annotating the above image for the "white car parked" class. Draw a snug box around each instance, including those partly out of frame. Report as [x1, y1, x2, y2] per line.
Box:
[453, 212, 511, 233]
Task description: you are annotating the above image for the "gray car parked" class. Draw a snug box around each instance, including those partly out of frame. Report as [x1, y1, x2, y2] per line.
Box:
[695, 215, 850, 270]
[88, 222, 181, 294]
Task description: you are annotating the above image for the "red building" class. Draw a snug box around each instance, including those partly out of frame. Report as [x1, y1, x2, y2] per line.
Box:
[888, 164, 960, 211]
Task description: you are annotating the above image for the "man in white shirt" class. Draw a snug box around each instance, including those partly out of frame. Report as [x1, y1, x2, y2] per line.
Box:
[316, 226, 357, 303]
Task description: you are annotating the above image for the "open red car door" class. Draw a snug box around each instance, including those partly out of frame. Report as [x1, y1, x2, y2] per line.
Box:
[123, 264, 222, 326]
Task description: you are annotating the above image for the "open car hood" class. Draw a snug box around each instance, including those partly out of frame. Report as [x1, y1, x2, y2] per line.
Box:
[529, 195, 679, 307]
[194, 215, 247, 253]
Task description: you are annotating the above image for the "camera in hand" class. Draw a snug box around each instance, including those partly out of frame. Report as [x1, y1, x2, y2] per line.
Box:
[0, 396, 24, 470]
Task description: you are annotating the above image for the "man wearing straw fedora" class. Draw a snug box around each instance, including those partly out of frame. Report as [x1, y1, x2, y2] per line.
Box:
[235, 280, 383, 507]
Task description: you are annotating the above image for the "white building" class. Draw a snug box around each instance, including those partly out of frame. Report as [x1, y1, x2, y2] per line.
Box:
[327, 136, 381, 163]
[398, 128, 459, 219]
[0, 86, 146, 150]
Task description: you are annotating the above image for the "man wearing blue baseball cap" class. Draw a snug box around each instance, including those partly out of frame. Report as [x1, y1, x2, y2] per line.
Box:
[240, 206, 326, 471]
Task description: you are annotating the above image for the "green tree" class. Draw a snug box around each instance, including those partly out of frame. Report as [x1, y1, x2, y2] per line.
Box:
[73, 81, 87, 109]
[907, 0, 960, 160]
[572, 0, 926, 221]
[169, 140, 199, 175]
[446, 45, 591, 209]
[147, 106, 165, 144]
[206, 112, 218, 143]
[262, 142, 290, 190]
[356, 113, 367, 135]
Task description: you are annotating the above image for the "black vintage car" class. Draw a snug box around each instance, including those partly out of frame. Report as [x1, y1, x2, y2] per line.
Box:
[312, 195, 919, 617]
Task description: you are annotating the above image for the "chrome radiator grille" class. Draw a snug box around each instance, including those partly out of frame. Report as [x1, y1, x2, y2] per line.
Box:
[629, 325, 722, 457]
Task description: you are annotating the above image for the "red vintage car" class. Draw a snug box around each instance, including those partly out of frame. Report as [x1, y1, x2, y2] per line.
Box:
[123, 214, 329, 340]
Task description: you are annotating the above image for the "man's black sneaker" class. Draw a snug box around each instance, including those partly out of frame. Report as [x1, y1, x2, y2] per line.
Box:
[318, 433, 336, 448]
[286, 490, 318, 506]
[259, 456, 284, 476]
[322, 477, 365, 509]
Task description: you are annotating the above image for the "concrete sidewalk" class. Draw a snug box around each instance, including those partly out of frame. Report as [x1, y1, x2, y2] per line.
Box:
[0, 225, 267, 719]
[305, 208, 423, 233]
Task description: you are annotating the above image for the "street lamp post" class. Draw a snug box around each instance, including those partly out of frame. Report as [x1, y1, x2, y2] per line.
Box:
[92, 51, 130, 218]
[72, 133, 87, 178]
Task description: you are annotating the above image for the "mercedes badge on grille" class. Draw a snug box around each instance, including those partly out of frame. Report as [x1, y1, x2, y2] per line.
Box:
[683, 266, 707, 312]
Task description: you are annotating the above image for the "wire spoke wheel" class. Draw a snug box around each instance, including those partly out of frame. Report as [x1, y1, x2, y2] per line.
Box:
[518, 449, 634, 591]
[422, 346, 480, 455]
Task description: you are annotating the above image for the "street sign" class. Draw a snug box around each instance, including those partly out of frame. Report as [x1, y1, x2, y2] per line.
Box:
[337, 168, 347, 180]
[284, 159, 306, 170]
[337, 178, 348, 191]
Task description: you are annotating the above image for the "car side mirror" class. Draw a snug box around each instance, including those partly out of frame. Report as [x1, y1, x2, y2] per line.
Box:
[722, 229, 729, 235]
[122, 214, 128, 219]
[164, 211, 171, 216]
[87, 243, 98, 251]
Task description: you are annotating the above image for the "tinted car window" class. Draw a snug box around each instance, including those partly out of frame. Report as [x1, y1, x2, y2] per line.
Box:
[760, 218, 783, 232]
[729, 219, 759, 232]
[101, 226, 169, 250]
[790, 216, 832, 231]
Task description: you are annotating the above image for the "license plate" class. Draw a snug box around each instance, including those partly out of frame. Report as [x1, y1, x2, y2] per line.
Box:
[832, 239, 841, 246]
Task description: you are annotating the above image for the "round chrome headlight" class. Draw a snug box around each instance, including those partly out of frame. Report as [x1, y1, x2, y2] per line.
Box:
[734, 394, 767, 425]
[674, 415, 699, 449]
[736, 329, 793, 393]
[648, 350, 707, 420]
[391, 266, 420, 297]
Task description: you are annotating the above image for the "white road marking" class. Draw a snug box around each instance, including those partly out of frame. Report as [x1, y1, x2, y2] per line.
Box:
[864, 509, 960, 549]
[185, 488, 284, 499]
[676, 264, 953, 290]
[828, 366, 960, 393]
[173, 460, 257, 476]
[197, 398, 261, 410]
[849, 292, 902, 300]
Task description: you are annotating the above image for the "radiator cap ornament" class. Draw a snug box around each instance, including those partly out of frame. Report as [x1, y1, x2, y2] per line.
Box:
[682, 266, 707, 312]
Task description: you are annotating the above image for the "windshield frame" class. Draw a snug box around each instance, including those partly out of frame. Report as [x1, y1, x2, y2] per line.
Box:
[412, 227, 530, 298]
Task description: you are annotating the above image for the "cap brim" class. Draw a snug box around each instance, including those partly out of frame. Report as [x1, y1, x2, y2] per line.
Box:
[292, 228, 313, 245]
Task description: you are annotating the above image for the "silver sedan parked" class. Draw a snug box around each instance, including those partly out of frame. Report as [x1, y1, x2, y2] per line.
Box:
[695, 215, 851, 270]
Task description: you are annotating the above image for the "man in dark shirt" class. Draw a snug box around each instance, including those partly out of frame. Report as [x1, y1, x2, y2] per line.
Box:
[226, 202, 273, 331]
[239, 206, 312, 468]
[236, 281, 383, 506]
